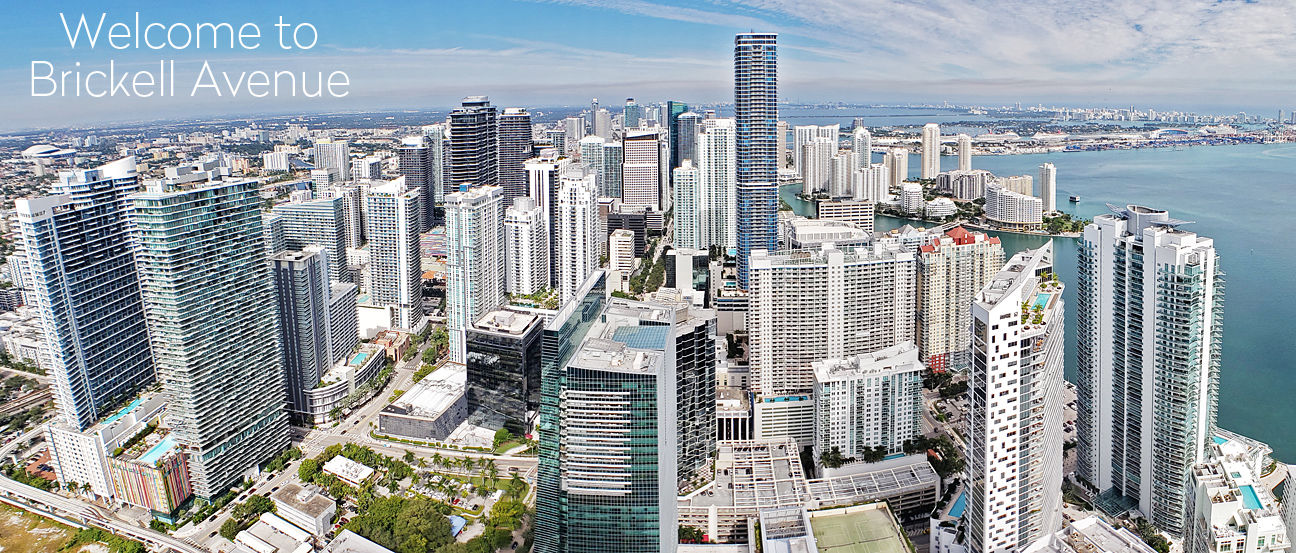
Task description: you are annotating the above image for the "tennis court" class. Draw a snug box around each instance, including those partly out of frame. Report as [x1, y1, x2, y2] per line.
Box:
[809, 503, 911, 553]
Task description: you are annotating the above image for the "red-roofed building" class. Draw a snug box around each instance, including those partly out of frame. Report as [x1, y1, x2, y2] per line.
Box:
[917, 227, 1005, 372]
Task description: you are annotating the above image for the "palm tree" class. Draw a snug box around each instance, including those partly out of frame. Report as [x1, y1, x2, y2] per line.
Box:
[431, 452, 443, 468]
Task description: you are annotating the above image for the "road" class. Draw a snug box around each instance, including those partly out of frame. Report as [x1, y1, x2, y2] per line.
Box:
[0, 471, 206, 553]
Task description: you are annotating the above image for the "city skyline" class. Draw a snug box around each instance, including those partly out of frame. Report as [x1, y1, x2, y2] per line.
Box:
[4, 0, 1295, 130]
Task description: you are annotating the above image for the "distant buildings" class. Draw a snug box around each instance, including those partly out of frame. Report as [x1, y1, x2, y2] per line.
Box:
[885, 148, 909, 188]
[1076, 205, 1222, 535]
[916, 227, 1005, 372]
[812, 342, 924, 461]
[967, 244, 1065, 553]
[921, 123, 941, 179]
[132, 175, 290, 498]
[852, 126, 872, 170]
[1039, 162, 1057, 213]
[985, 183, 1043, 231]
[449, 96, 499, 188]
[444, 185, 506, 363]
[273, 196, 350, 282]
[958, 133, 972, 171]
[734, 32, 779, 289]
[366, 178, 426, 333]
[397, 133, 443, 230]
[313, 138, 350, 182]
[499, 108, 534, 202]
[801, 137, 835, 196]
[14, 156, 155, 430]
[623, 129, 666, 211]
[901, 182, 924, 214]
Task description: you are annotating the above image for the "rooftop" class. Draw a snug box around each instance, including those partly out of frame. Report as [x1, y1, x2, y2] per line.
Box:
[325, 530, 395, 553]
[806, 454, 940, 507]
[808, 503, 911, 553]
[680, 438, 808, 509]
[384, 363, 466, 418]
[272, 483, 335, 519]
[322, 456, 376, 484]
[471, 310, 540, 336]
[812, 342, 923, 383]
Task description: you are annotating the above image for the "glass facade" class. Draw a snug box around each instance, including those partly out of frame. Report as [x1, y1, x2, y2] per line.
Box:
[465, 313, 543, 432]
[734, 33, 778, 288]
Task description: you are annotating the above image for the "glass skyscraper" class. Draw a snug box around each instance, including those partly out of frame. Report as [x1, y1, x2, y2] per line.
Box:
[1075, 205, 1222, 536]
[15, 157, 155, 430]
[734, 33, 778, 288]
[131, 177, 290, 499]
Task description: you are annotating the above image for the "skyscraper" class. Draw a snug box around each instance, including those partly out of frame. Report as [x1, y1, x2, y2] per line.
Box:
[131, 176, 289, 498]
[15, 157, 155, 430]
[526, 154, 573, 287]
[1076, 205, 1222, 535]
[273, 196, 350, 282]
[958, 133, 973, 171]
[699, 118, 737, 250]
[748, 243, 916, 445]
[398, 134, 441, 231]
[801, 137, 835, 195]
[499, 108, 534, 202]
[967, 244, 1065, 553]
[921, 123, 941, 179]
[1039, 162, 1057, 213]
[734, 32, 779, 288]
[444, 185, 506, 363]
[852, 126, 872, 170]
[578, 136, 605, 192]
[449, 96, 499, 188]
[623, 98, 642, 130]
[623, 129, 664, 210]
[812, 342, 923, 461]
[885, 148, 909, 188]
[366, 178, 425, 333]
[673, 160, 702, 250]
[504, 197, 549, 296]
[313, 138, 350, 182]
[536, 291, 714, 553]
[601, 141, 624, 199]
[666, 100, 690, 170]
[916, 227, 1005, 372]
[675, 111, 703, 167]
[556, 173, 599, 303]
[271, 248, 332, 423]
[320, 185, 364, 249]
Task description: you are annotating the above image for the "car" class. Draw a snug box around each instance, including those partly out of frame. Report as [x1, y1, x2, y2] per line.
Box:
[512, 542, 519, 550]
[209, 531, 217, 538]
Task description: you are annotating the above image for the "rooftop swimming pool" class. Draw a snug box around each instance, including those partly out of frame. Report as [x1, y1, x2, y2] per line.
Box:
[351, 351, 369, 365]
[1239, 484, 1262, 510]
[101, 397, 145, 425]
[1213, 436, 1229, 445]
[949, 491, 968, 518]
[138, 434, 177, 465]
[1032, 292, 1052, 311]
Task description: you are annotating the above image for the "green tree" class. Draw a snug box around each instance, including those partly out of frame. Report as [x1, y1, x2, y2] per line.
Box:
[345, 496, 455, 553]
[680, 525, 706, 543]
[298, 458, 321, 482]
[493, 428, 514, 449]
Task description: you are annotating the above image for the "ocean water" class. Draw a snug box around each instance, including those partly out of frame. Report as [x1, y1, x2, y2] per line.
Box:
[780, 143, 1296, 461]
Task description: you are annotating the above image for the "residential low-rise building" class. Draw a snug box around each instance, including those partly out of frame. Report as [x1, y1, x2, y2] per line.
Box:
[271, 483, 336, 537]
[45, 392, 167, 501]
[302, 344, 387, 424]
[107, 428, 192, 520]
[322, 456, 375, 488]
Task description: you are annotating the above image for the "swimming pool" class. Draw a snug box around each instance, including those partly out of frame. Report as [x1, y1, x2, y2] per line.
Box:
[949, 491, 968, 518]
[101, 397, 145, 425]
[138, 435, 177, 465]
[1239, 485, 1262, 510]
[1213, 436, 1229, 445]
[1032, 293, 1052, 311]
[351, 352, 369, 365]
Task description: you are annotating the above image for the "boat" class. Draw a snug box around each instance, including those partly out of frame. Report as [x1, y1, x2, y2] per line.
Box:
[1069, 195, 1080, 202]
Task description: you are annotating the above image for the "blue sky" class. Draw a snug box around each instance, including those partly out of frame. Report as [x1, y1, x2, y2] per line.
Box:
[2, 0, 1293, 130]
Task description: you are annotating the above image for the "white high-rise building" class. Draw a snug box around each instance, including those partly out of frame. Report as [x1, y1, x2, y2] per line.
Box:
[320, 185, 365, 250]
[313, 138, 351, 181]
[748, 243, 915, 398]
[623, 129, 664, 210]
[958, 133, 973, 171]
[444, 185, 506, 362]
[365, 178, 425, 333]
[985, 184, 1043, 231]
[830, 152, 854, 198]
[852, 127, 872, 170]
[967, 244, 1065, 553]
[901, 182, 924, 214]
[748, 242, 916, 445]
[698, 118, 737, 251]
[885, 148, 909, 187]
[556, 173, 599, 303]
[916, 227, 1005, 372]
[1039, 162, 1057, 213]
[673, 160, 703, 250]
[593, 109, 612, 139]
[812, 342, 923, 461]
[801, 137, 835, 195]
[793, 124, 838, 177]
[1076, 206, 1222, 535]
[921, 123, 941, 179]
[526, 154, 572, 286]
[609, 229, 635, 273]
[503, 197, 548, 296]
